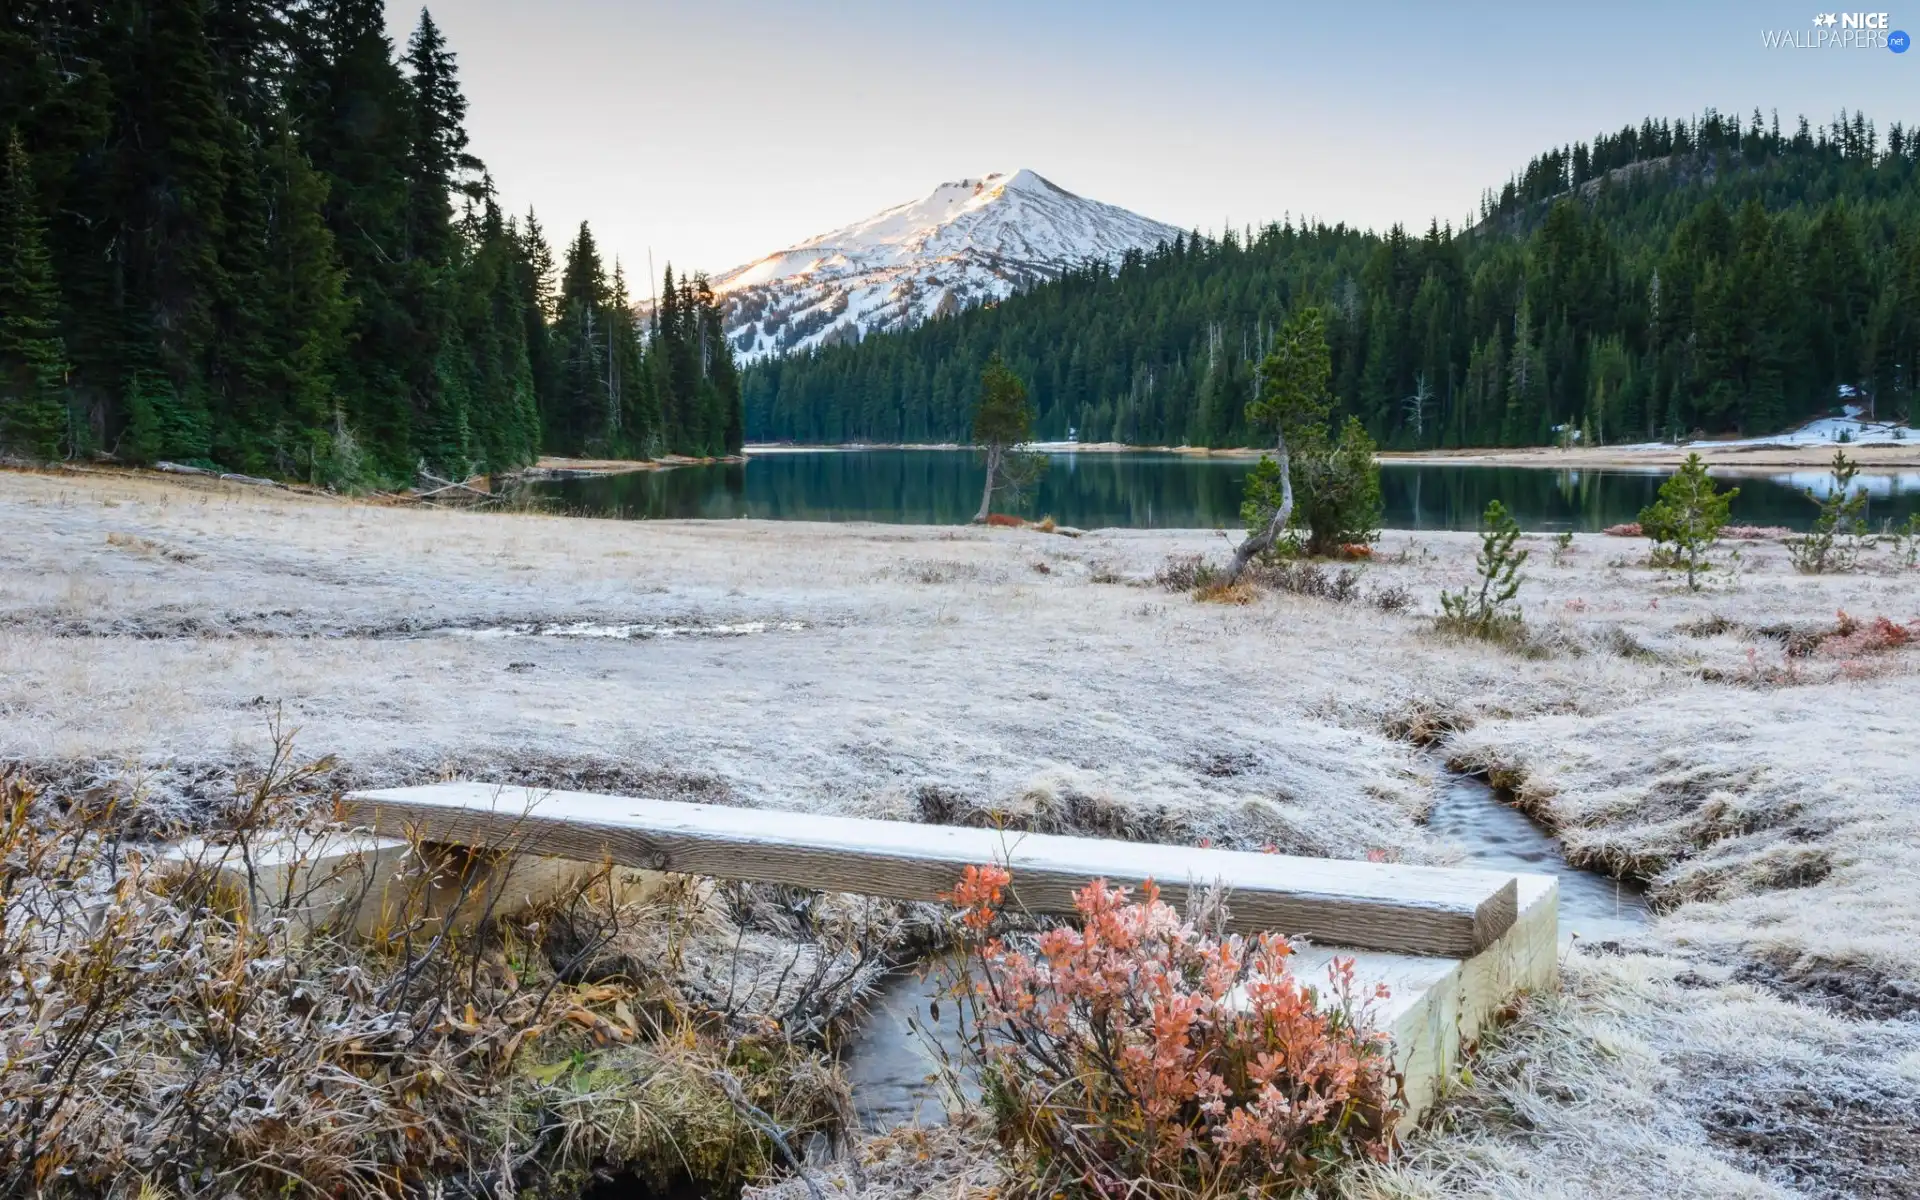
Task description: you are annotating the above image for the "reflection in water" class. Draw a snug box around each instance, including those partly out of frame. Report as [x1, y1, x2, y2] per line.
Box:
[528, 451, 1920, 531]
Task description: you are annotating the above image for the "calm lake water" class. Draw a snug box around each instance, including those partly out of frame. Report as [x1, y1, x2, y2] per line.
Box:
[528, 449, 1920, 531]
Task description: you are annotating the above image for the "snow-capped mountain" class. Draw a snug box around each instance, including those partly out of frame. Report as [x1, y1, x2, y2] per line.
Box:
[713, 169, 1181, 362]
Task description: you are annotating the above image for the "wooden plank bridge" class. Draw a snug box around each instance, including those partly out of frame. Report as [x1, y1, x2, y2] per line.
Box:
[189, 781, 1561, 1131]
[344, 781, 1522, 958]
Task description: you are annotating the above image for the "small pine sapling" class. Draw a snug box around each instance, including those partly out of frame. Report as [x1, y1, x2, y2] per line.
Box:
[1440, 500, 1528, 639]
[1888, 514, 1919, 571]
[1639, 453, 1738, 590]
[1550, 530, 1574, 567]
[1788, 449, 1868, 574]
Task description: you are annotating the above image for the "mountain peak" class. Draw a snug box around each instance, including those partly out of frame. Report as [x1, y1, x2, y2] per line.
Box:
[713, 170, 1177, 362]
[1000, 168, 1068, 196]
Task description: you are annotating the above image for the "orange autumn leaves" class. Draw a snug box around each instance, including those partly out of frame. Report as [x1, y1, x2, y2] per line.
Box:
[942, 865, 1398, 1197]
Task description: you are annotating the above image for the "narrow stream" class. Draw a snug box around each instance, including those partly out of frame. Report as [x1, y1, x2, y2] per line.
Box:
[1425, 769, 1649, 938]
[839, 967, 972, 1130]
[839, 767, 1649, 1131]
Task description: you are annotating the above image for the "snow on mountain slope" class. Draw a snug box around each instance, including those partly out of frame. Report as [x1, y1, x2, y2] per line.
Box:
[713, 170, 1181, 362]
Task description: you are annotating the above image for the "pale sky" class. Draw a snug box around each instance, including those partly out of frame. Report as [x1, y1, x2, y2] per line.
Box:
[390, 1, 1918, 284]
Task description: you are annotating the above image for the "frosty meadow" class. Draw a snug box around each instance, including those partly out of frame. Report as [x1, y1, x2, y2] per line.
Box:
[6, 2, 1920, 1196]
[2, 462, 1916, 1197]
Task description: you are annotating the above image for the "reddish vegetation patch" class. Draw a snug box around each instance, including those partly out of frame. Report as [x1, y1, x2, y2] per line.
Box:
[944, 867, 1397, 1194]
[1819, 611, 1918, 658]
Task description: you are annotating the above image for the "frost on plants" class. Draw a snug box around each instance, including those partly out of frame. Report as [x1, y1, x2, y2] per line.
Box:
[1438, 499, 1528, 642]
[940, 865, 1397, 1198]
[1788, 448, 1870, 574]
[1639, 453, 1737, 590]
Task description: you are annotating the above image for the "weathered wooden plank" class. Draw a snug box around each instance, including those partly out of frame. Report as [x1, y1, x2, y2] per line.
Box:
[159, 831, 612, 938]
[344, 782, 1521, 957]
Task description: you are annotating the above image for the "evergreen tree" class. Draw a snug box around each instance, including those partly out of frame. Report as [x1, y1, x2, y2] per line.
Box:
[256, 118, 352, 480]
[1639, 452, 1737, 589]
[515, 208, 560, 424]
[2, 0, 634, 480]
[970, 353, 1036, 522]
[1504, 298, 1543, 445]
[0, 130, 68, 460]
[289, 0, 417, 475]
[548, 221, 609, 453]
[603, 262, 646, 454]
[402, 9, 473, 265]
[117, 0, 237, 464]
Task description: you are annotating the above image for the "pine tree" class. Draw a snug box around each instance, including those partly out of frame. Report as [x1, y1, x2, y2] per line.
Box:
[1639, 453, 1737, 589]
[256, 118, 351, 480]
[401, 9, 482, 474]
[970, 353, 1036, 522]
[690, 273, 741, 455]
[607, 261, 655, 454]
[402, 9, 474, 266]
[548, 221, 608, 453]
[117, 0, 236, 464]
[1504, 298, 1543, 445]
[516, 208, 559, 426]
[0, 130, 69, 461]
[289, 0, 417, 477]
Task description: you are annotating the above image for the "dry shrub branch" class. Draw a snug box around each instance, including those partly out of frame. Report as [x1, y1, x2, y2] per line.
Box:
[0, 723, 848, 1198]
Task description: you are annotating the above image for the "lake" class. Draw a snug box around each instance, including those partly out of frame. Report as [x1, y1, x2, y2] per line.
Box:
[527, 449, 1920, 531]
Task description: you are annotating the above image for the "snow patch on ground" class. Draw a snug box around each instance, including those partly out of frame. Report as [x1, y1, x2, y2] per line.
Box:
[1621, 404, 1915, 453]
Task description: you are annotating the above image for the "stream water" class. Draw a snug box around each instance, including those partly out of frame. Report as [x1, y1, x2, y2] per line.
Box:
[1425, 771, 1649, 938]
[838, 767, 1649, 1132]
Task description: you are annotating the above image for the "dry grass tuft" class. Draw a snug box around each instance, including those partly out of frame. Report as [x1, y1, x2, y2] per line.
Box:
[1196, 580, 1260, 605]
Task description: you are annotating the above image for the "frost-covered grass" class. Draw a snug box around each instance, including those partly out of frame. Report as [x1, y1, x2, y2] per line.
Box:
[3, 466, 1917, 1197]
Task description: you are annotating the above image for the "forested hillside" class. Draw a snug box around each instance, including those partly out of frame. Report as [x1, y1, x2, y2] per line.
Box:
[743, 110, 1920, 449]
[0, 1, 741, 483]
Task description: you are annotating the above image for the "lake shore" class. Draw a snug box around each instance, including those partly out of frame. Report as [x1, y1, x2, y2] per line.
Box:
[4, 466, 1916, 1198]
[517, 452, 746, 477]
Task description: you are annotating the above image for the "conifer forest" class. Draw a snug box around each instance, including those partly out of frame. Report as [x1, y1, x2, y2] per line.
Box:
[744, 111, 1920, 450]
[0, 2, 743, 484]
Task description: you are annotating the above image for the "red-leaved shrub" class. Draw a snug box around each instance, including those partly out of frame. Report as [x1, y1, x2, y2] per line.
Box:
[1818, 610, 1918, 659]
[943, 866, 1398, 1198]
